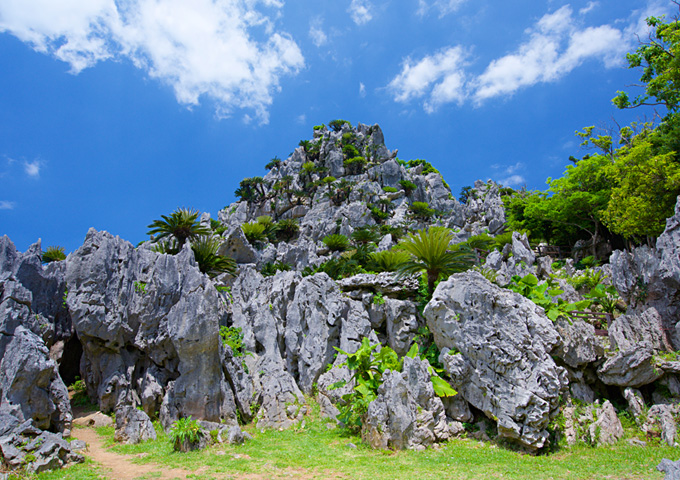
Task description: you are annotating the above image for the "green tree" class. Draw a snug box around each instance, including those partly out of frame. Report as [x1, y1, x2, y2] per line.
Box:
[602, 131, 680, 241]
[147, 208, 210, 249]
[613, 12, 680, 112]
[396, 227, 475, 297]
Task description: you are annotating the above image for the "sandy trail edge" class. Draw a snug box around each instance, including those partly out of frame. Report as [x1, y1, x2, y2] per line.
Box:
[71, 428, 197, 480]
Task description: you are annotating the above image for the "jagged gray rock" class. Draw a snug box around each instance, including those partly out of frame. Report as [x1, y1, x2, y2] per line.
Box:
[114, 406, 156, 444]
[0, 418, 83, 473]
[597, 347, 662, 387]
[425, 271, 567, 450]
[0, 237, 72, 434]
[659, 458, 680, 480]
[554, 318, 603, 369]
[588, 400, 623, 446]
[608, 307, 669, 352]
[361, 356, 449, 450]
[65, 229, 240, 430]
[645, 404, 678, 447]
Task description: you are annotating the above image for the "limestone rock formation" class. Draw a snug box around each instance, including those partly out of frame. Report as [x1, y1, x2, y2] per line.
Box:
[425, 271, 568, 450]
[361, 356, 449, 450]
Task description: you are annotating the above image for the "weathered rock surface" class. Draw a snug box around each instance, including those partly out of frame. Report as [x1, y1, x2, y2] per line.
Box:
[362, 356, 449, 450]
[0, 237, 72, 434]
[114, 406, 156, 444]
[0, 416, 83, 473]
[645, 404, 678, 447]
[425, 271, 567, 450]
[588, 400, 623, 446]
[659, 458, 680, 480]
[554, 318, 603, 369]
[608, 307, 669, 352]
[597, 347, 662, 388]
[65, 229, 241, 429]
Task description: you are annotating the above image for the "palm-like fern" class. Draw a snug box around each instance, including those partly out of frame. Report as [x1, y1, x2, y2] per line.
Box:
[42, 245, 66, 263]
[191, 236, 237, 278]
[147, 208, 210, 248]
[396, 227, 475, 297]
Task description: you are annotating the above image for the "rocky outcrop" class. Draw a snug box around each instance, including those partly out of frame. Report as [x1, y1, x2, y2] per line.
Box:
[425, 271, 567, 450]
[114, 406, 156, 444]
[0, 415, 83, 473]
[65, 229, 242, 429]
[610, 196, 680, 349]
[361, 356, 449, 450]
[0, 237, 72, 435]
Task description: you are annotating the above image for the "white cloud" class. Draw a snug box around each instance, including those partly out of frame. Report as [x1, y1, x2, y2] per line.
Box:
[0, 201, 16, 210]
[417, 0, 468, 18]
[388, 3, 656, 111]
[296, 113, 306, 124]
[0, 0, 304, 123]
[492, 162, 526, 187]
[579, 2, 598, 15]
[348, 0, 373, 25]
[309, 17, 327, 47]
[359, 82, 366, 97]
[473, 5, 627, 103]
[387, 46, 468, 111]
[498, 174, 526, 188]
[24, 160, 40, 177]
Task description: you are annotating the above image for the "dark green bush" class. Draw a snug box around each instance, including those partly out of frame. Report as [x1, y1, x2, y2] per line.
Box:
[275, 218, 300, 242]
[399, 180, 417, 194]
[409, 201, 435, 220]
[323, 234, 350, 252]
[329, 119, 351, 132]
[344, 157, 366, 175]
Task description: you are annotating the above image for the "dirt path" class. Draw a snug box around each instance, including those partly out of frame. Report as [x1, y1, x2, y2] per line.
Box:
[71, 428, 198, 480]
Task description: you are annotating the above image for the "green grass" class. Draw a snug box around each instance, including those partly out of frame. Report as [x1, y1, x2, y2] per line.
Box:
[30, 402, 675, 480]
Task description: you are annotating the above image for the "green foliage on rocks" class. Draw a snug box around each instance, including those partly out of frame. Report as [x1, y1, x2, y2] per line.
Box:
[322, 234, 350, 252]
[42, 245, 66, 264]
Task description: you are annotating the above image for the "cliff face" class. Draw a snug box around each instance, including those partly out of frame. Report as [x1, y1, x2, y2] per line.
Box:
[1, 122, 680, 471]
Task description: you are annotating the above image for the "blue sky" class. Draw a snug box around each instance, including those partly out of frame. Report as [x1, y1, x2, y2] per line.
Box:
[0, 0, 671, 253]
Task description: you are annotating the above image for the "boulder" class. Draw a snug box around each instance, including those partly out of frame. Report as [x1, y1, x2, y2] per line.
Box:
[361, 356, 449, 450]
[597, 347, 662, 388]
[645, 404, 678, 447]
[425, 271, 567, 450]
[66, 230, 240, 428]
[554, 318, 603, 369]
[0, 418, 83, 473]
[588, 400, 623, 446]
[608, 307, 669, 352]
[114, 406, 156, 444]
[659, 458, 680, 480]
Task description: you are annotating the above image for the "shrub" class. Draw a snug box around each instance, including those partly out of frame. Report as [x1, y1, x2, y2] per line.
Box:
[42, 246, 66, 263]
[169, 417, 202, 452]
[399, 180, 417, 194]
[323, 234, 350, 252]
[368, 249, 411, 272]
[343, 156, 366, 175]
[409, 201, 435, 220]
[257, 215, 277, 241]
[329, 119, 351, 132]
[383, 186, 398, 193]
[220, 326, 247, 357]
[261, 261, 292, 277]
[368, 205, 390, 223]
[275, 218, 300, 242]
[351, 227, 381, 246]
[313, 124, 325, 131]
[341, 132, 357, 145]
[147, 207, 211, 248]
[241, 222, 267, 245]
[191, 236, 237, 277]
[506, 274, 591, 321]
[265, 156, 281, 170]
[210, 218, 228, 235]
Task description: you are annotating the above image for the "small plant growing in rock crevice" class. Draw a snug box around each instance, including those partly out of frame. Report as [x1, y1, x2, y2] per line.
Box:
[42, 245, 66, 263]
[169, 417, 202, 452]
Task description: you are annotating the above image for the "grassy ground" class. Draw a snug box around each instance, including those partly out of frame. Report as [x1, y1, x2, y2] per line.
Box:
[23, 402, 679, 480]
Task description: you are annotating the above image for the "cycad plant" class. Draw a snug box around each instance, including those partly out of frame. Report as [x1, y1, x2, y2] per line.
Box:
[191, 236, 237, 277]
[147, 208, 210, 248]
[42, 246, 66, 264]
[322, 234, 350, 252]
[396, 227, 475, 297]
[368, 249, 412, 272]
